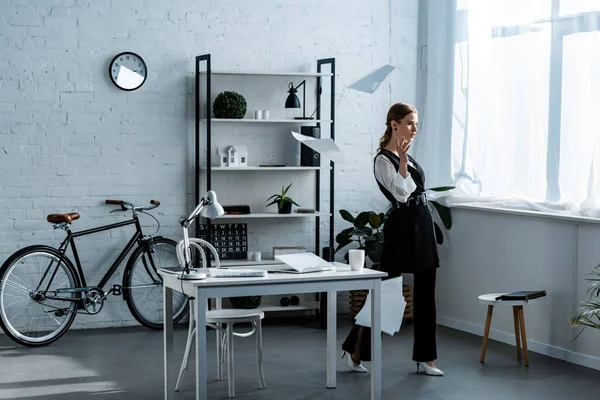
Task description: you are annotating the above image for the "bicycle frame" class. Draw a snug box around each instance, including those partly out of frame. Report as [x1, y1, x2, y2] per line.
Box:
[37, 216, 155, 302]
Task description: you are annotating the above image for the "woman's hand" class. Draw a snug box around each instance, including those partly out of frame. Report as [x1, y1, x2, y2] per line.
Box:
[396, 136, 410, 178]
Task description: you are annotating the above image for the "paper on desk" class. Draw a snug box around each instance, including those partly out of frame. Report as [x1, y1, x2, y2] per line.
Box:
[347, 65, 396, 94]
[274, 252, 336, 273]
[291, 131, 345, 163]
[354, 276, 405, 336]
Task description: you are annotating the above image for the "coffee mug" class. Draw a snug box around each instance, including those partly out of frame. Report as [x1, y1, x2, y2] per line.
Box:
[348, 249, 365, 272]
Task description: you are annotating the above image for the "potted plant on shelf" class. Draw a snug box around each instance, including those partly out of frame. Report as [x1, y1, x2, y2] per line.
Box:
[212, 91, 247, 119]
[568, 263, 600, 340]
[266, 183, 300, 214]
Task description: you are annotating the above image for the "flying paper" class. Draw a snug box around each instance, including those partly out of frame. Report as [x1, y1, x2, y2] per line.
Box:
[347, 65, 396, 94]
[291, 131, 345, 163]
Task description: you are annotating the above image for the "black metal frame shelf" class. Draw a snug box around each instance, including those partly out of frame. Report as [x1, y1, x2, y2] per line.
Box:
[194, 54, 335, 325]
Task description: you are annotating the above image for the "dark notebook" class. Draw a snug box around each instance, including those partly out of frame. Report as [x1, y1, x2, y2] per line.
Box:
[495, 290, 547, 301]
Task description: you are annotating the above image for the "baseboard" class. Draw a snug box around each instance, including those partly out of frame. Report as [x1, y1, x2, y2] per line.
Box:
[437, 315, 600, 371]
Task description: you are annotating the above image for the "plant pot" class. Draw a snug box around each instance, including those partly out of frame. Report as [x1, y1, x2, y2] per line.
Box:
[229, 296, 262, 309]
[278, 201, 292, 214]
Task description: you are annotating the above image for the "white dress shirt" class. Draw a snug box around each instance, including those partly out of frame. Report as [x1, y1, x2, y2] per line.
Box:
[374, 154, 418, 203]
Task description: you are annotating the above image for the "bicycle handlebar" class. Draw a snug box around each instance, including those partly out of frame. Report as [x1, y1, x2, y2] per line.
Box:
[105, 199, 161, 213]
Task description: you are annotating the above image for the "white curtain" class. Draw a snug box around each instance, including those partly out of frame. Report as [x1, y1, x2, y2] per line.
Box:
[418, 0, 600, 217]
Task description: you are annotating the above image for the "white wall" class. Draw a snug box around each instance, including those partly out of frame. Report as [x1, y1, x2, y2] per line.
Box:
[437, 206, 600, 370]
[0, 0, 420, 328]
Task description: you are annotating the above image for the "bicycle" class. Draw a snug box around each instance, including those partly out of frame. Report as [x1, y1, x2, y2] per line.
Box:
[0, 199, 189, 347]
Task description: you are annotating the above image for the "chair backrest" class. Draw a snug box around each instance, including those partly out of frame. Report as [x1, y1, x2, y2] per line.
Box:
[176, 238, 223, 310]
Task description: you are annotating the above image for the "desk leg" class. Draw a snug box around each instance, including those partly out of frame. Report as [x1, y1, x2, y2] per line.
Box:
[195, 289, 207, 400]
[371, 280, 382, 400]
[326, 290, 337, 388]
[163, 286, 174, 400]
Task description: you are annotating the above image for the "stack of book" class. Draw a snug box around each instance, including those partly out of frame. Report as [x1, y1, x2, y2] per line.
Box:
[495, 290, 547, 301]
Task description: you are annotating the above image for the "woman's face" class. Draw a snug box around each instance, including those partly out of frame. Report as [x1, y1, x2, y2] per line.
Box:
[391, 112, 418, 142]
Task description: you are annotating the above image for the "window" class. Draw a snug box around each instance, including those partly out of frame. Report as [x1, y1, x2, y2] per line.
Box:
[448, 0, 600, 214]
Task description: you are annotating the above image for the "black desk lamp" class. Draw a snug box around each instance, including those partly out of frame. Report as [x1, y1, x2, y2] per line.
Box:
[285, 81, 314, 120]
[178, 190, 225, 280]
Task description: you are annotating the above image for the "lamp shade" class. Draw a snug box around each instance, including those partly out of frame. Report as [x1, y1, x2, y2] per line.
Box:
[285, 82, 301, 108]
[285, 92, 301, 108]
[200, 190, 225, 218]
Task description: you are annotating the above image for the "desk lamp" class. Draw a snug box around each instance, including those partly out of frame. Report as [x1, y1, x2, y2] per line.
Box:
[178, 190, 225, 280]
[285, 81, 314, 120]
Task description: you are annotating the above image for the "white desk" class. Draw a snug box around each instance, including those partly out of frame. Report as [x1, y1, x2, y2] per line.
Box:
[162, 268, 387, 400]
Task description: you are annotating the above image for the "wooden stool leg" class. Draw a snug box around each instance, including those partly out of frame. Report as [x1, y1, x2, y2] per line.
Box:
[517, 306, 529, 367]
[480, 305, 494, 363]
[512, 306, 522, 360]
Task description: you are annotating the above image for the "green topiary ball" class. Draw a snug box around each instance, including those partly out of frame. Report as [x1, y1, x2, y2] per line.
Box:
[213, 91, 247, 119]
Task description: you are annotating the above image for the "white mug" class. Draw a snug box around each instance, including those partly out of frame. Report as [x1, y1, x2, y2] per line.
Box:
[348, 249, 365, 272]
[262, 110, 270, 119]
[254, 110, 263, 120]
[247, 251, 255, 261]
[254, 251, 262, 261]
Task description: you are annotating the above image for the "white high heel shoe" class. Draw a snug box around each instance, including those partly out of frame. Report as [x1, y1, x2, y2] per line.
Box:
[342, 351, 368, 373]
[416, 362, 444, 376]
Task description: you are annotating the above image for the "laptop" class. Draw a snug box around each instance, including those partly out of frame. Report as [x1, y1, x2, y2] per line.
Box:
[270, 252, 336, 274]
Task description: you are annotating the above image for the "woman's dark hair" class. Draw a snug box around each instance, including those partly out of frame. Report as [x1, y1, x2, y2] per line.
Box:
[377, 103, 418, 152]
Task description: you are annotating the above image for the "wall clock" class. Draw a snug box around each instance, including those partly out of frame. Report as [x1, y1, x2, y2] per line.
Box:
[109, 52, 147, 91]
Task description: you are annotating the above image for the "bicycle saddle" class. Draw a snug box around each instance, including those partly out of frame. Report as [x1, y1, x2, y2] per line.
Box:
[47, 213, 80, 224]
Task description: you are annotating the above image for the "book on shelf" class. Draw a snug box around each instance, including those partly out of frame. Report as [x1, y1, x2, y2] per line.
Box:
[495, 290, 547, 301]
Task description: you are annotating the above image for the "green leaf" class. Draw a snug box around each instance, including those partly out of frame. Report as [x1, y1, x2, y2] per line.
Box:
[339, 209, 355, 224]
[354, 212, 371, 228]
[265, 200, 279, 207]
[266, 194, 280, 202]
[335, 227, 355, 244]
[369, 213, 381, 229]
[434, 222, 443, 245]
[427, 186, 455, 192]
[282, 182, 292, 197]
[430, 201, 452, 230]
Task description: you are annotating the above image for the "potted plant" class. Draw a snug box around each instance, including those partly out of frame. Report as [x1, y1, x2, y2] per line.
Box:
[266, 183, 300, 214]
[568, 263, 600, 340]
[213, 91, 247, 119]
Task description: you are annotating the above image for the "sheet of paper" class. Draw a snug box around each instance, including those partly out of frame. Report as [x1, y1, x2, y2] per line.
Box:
[354, 276, 405, 336]
[347, 65, 396, 94]
[331, 261, 351, 271]
[291, 131, 345, 163]
[274, 252, 336, 273]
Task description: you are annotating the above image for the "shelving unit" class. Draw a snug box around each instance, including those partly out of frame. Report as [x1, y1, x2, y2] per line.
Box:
[195, 54, 335, 324]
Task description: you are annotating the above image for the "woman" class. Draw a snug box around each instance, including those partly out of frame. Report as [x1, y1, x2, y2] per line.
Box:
[341, 103, 443, 376]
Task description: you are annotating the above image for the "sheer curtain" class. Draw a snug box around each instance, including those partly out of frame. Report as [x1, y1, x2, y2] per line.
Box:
[418, 0, 600, 217]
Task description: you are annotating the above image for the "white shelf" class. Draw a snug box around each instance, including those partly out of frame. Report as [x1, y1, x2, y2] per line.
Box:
[211, 166, 327, 171]
[202, 70, 332, 77]
[203, 118, 331, 124]
[222, 301, 320, 313]
[214, 212, 328, 219]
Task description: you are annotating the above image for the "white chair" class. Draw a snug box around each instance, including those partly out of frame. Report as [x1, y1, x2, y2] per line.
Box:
[174, 238, 266, 398]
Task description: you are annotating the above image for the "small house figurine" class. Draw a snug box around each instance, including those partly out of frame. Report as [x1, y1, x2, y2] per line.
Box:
[217, 145, 249, 167]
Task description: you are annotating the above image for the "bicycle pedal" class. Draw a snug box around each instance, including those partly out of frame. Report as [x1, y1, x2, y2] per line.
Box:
[111, 284, 123, 296]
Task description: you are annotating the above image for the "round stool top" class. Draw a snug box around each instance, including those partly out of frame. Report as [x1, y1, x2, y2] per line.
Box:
[478, 293, 543, 306]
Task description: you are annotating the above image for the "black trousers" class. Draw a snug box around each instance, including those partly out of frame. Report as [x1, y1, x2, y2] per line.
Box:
[341, 269, 437, 362]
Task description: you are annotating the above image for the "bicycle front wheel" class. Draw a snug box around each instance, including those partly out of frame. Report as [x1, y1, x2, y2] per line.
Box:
[0, 246, 79, 347]
[123, 238, 188, 329]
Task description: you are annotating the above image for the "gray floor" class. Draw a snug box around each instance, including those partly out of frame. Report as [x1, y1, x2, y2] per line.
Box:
[1, 315, 599, 400]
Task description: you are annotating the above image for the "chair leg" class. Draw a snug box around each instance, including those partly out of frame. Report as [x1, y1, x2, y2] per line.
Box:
[255, 321, 266, 389]
[480, 305, 494, 363]
[512, 306, 522, 360]
[216, 323, 223, 381]
[175, 301, 196, 392]
[517, 306, 529, 367]
[227, 322, 235, 398]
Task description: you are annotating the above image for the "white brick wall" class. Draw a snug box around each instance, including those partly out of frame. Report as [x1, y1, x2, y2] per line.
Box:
[0, 0, 418, 329]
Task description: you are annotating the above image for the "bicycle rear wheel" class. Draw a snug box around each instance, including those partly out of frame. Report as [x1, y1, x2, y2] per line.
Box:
[0, 246, 79, 347]
[123, 238, 188, 329]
